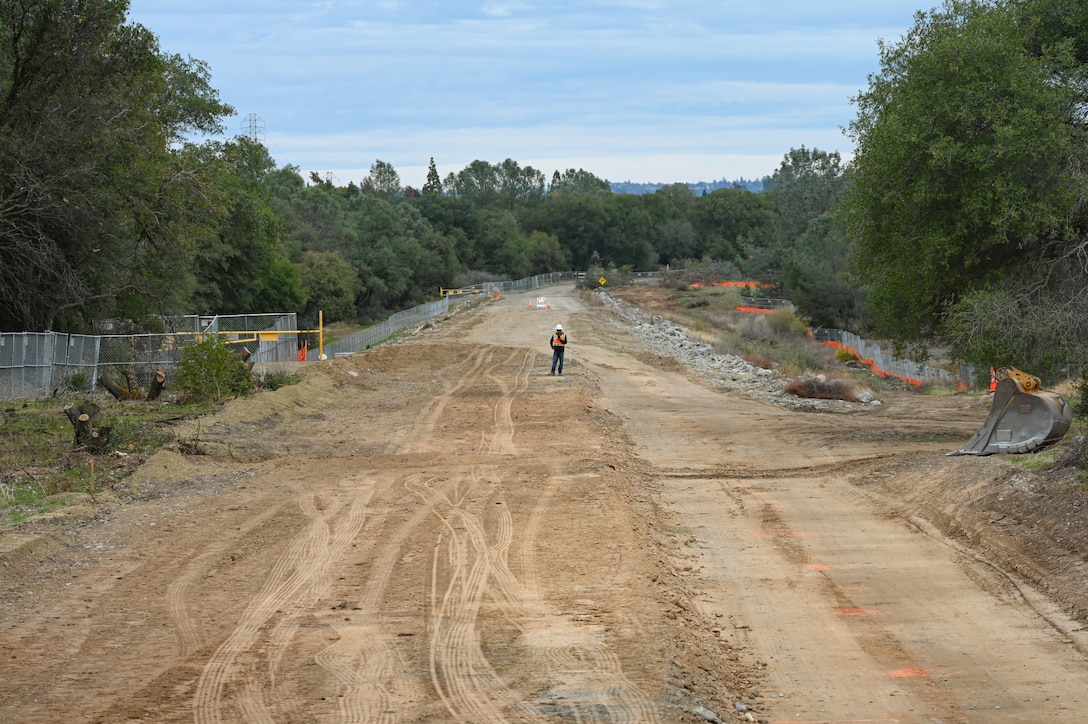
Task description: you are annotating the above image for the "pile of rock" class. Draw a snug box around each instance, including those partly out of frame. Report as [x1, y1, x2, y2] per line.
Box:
[599, 291, 872, 411]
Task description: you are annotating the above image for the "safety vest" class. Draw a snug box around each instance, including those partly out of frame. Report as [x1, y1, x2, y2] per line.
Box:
[552, 333, 567, 347]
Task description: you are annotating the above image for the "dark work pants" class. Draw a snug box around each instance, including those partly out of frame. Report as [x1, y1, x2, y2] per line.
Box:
[551, 346, 565, 373]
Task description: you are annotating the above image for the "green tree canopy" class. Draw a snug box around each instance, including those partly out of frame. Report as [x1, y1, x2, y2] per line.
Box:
[0, 0, 234, 330]
[423, 157, 443, 195]
[548, 168, 611, 198]
[363, 159, 403, 199]
[843, 0, 1088, 362]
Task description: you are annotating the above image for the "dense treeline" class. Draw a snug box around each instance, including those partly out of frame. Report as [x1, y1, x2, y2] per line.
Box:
[6, 0, 1087, 383]
[0, 1, 854, 334]
[266, 151, 855, 329]
[0, 10, 850, 334]
[846, 0, 1088, 378]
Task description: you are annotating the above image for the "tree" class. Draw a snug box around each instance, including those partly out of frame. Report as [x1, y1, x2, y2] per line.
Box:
[745, 147, 846, 284]
[527, 196, 612, 269]
[363, 159, 402, 199]
[442, 159, 545, 215]
[0, 0, 233, 330]
[693, 187, 772, 264]
[781, 213, 863, 329]
[187, 138, 304, 315]
[299, 250, 359, 323]
[495, 158, 545, 213]
[423, 157, 443, 195]
[444, 160, 499, 207]
[526, 230, 568, 273]
[843, 0, 1088, 357]
[548, 168, 611, 198]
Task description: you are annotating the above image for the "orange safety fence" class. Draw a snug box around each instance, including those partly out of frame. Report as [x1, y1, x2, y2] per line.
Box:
[818, 339, 932, 388]
[688, 281, 777, 289]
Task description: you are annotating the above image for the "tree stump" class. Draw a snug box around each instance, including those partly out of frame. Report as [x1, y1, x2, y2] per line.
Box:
[147, 369, 167, 401]
[88, 426, 111, 454]
[64, 401, 102, 448]
[233, 346, 253, 370]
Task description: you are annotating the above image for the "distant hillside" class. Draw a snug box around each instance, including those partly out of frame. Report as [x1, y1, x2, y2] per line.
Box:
[610, 177, 769, 195]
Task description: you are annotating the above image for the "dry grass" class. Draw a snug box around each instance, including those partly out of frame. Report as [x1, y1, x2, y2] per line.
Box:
[744, 353, 776, 370]
[784, 375, 859, 402]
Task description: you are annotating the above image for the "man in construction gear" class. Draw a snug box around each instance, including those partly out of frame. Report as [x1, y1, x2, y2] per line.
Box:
[550, 324, 567, 375]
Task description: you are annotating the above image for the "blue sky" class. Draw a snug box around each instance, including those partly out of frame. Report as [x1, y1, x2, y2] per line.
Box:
[127, 1, 928, 189]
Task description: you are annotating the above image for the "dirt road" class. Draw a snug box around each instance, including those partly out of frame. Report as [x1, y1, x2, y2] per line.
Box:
[2, 283, 1087, 723]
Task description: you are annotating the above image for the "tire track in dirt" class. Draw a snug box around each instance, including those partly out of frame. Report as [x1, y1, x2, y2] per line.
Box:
[482, 349, 534, 455]
[393, 348, 494, 455]
[307, 346, 526, 722]
[514, 470, 661, 721]
[192, 477, 373, 724]
[427, 487, 529, 723]
[425, 470, 660, 723]
[165, 503, 285, 657]
[312, 470, 463, 723]
[418, 343, 658, 723]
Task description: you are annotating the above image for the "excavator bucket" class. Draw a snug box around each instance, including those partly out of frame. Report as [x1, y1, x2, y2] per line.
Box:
[949, 376, 1073, 456]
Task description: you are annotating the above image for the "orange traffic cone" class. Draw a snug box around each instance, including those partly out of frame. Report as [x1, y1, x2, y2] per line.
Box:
[989, 367, 997, 392]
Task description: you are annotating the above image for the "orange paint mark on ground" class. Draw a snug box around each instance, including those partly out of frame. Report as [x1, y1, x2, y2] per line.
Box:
[890, 668, 928, 677]
[767, 719, 900, 724]
[835, 607, 891, 616]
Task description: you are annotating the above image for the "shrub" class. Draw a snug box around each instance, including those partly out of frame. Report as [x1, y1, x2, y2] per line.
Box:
[744, 353, 776, 370]
[785, 375, 858, 402]
[1077, 368, 1088, 419]
[175, 337, 253, 404]
[257, 370, 302, 392]
[736, 314, 771, 341]
[766, 309, 810, 339]
[64, 372, 91, 392]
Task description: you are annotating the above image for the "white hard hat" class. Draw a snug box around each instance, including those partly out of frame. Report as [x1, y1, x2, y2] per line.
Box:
[556, 324, 563, 330]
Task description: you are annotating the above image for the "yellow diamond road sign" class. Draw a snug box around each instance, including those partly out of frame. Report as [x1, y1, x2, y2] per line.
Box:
[599, 276, 606, 285]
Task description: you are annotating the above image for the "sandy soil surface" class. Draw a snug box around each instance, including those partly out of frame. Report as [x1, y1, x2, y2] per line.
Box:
[2, 283, 1088, 723]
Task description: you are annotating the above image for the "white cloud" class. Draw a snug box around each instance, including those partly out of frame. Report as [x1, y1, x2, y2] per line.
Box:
[129, 0, 923, 183]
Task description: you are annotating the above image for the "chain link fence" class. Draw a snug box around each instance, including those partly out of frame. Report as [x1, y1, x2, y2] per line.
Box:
[323, 273, 584, 359]
[1, 314, 299, 400]
[323, 298, 450, 358]
[4, 271, 987, 398]
[812, 328, 976, 388]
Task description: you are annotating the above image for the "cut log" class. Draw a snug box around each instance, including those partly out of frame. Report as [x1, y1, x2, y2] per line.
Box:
[63, 400, 101, 426]
[147, 369, 166, 401]
[98, 374, 134, 401]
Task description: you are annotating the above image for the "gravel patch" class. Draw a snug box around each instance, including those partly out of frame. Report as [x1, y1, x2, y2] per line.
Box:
[597, 291, 876, 412]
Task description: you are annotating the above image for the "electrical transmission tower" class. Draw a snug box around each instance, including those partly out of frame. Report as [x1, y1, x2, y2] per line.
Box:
[242, 113, 265, 141]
